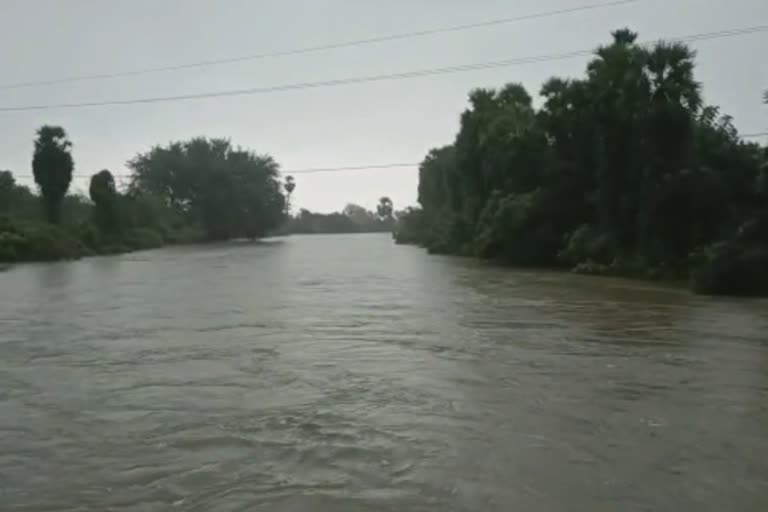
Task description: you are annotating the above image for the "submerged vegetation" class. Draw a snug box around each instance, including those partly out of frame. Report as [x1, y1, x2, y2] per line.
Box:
[395, 29, 768, 296]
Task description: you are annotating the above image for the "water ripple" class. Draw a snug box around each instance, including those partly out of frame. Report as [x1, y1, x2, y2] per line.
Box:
[1, 234, 767, 511]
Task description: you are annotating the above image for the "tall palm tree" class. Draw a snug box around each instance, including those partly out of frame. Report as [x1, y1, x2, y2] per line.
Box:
[645, 42, 701, 111]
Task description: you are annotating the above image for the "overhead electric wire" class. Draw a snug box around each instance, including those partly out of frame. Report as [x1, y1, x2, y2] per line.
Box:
[0, 0, 642, 91]
[56, 162, 420, 180]
[0, 49, 587, 111]
[1, 24, 766, 113]
[24, 124, 760, 181]
[284, 162, 420, 174]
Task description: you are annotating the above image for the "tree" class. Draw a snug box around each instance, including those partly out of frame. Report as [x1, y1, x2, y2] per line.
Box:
[128, 137, 287, 240]
[283, 203, 394, 234]
[89, 170, 120, 233]
[283, 175, 296, 212]
[401, 28, 768, 295]
[376, 196, 394, 221]
[284, 175, 296, 195]
[0, 170, 15, 214]
[32, 126, 74, 224]
[393, 207, 426, 244]
[343, 203, 376, 225]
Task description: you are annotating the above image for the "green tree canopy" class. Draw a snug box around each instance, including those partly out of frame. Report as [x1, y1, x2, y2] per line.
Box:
[403, 28, 768, 295]
[128, 138, 287, 240]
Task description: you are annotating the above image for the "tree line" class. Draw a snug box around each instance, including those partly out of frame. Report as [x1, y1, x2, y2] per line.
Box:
[280, 199, 395, 234]
[395, 29, 768, 296]
[1, 130, 294, 261]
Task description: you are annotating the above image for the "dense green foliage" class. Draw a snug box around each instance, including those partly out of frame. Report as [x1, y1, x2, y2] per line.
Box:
[395, 29, 768, 296]
[282, 202, 395, 234]
[0, 180, 190, 262]
[128, 138, 287, 241]
[2, 133, 291, 262]
[392, 207, 426, 245]
[0, 217, 85, 262]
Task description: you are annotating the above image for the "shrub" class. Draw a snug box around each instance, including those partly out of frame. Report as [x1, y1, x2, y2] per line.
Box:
[0, 231, 22, 261]
[162, 226, 204, 245]
[393, 208, 426, 245]
[0, 218, 85, 262]
[472, 190, 561, 265]
[691, 241, 768, 296]
[72, 222, 102, 252]
[121, 228, 164, 251]
[559, 224, 616, 266]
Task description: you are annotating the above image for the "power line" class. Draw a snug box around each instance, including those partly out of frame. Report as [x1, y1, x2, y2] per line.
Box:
[0, 0, 642, 91]
[0, 49, 584, 111]
[1, 25, 766, 113]
[14, 127, 766, 182]
[286, 162, 419, 174]
[56, 163, 419, 179]
[6, 163, 419, 180]
[13, 127, 765, 184]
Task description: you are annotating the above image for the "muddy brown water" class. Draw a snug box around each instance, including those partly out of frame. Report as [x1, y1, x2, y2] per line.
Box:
[1, 234, 766, 511]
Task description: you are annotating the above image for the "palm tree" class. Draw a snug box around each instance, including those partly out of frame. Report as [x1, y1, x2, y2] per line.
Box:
[645, 42, 701, 112]
[283, 175, 296, 213]
[32, 125, 74, 224]
[376, 197, 393, 221]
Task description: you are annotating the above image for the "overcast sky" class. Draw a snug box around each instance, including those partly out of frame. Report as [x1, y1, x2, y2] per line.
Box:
[0, 0, 766, 212]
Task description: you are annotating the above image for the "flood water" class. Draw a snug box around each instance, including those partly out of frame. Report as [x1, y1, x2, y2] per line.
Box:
[1, 233, 767, 511]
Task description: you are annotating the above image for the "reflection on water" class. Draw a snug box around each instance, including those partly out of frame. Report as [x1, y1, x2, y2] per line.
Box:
[1, 234, 767, 511]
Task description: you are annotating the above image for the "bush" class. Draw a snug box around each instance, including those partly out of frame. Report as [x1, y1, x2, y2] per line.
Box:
[121, 228, 164, 251]
[0, 215, 205, 263]
[393, 208, 426, 245]
[559, 224, 616, 265]
[471, 190, 561, 265]
[690, 241, 768, 296]
[72, 222, 102, 252]
[0, 218, 86, 262]
[424, 214, 471, 255]
[572, 260, 613, 276]
[0, 231, 22, 261]
[571, 255, 651, 278]
[162, 226, 204, 244]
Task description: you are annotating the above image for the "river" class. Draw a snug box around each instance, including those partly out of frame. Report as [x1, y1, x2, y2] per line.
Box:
[1, 233, 767, 511]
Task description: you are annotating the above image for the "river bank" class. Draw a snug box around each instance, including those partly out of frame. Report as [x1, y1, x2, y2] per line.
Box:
[393, 227, 768, 297]
[0, 217, 397, 265]
[0, 216, 402, 265]
[0, 217, 204, 264]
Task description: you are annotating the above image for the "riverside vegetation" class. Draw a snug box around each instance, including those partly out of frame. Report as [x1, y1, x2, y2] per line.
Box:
[394, 29, 768, 296]
[0, 130, 397, 262]
[3, 30, 766, 296]
[1, 132, 292, 262]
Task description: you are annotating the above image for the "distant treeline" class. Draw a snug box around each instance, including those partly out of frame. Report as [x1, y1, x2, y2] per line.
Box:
[1, 131, 294, 262]
[395, 29, 768, 296]
[280, 200, 395, 235]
